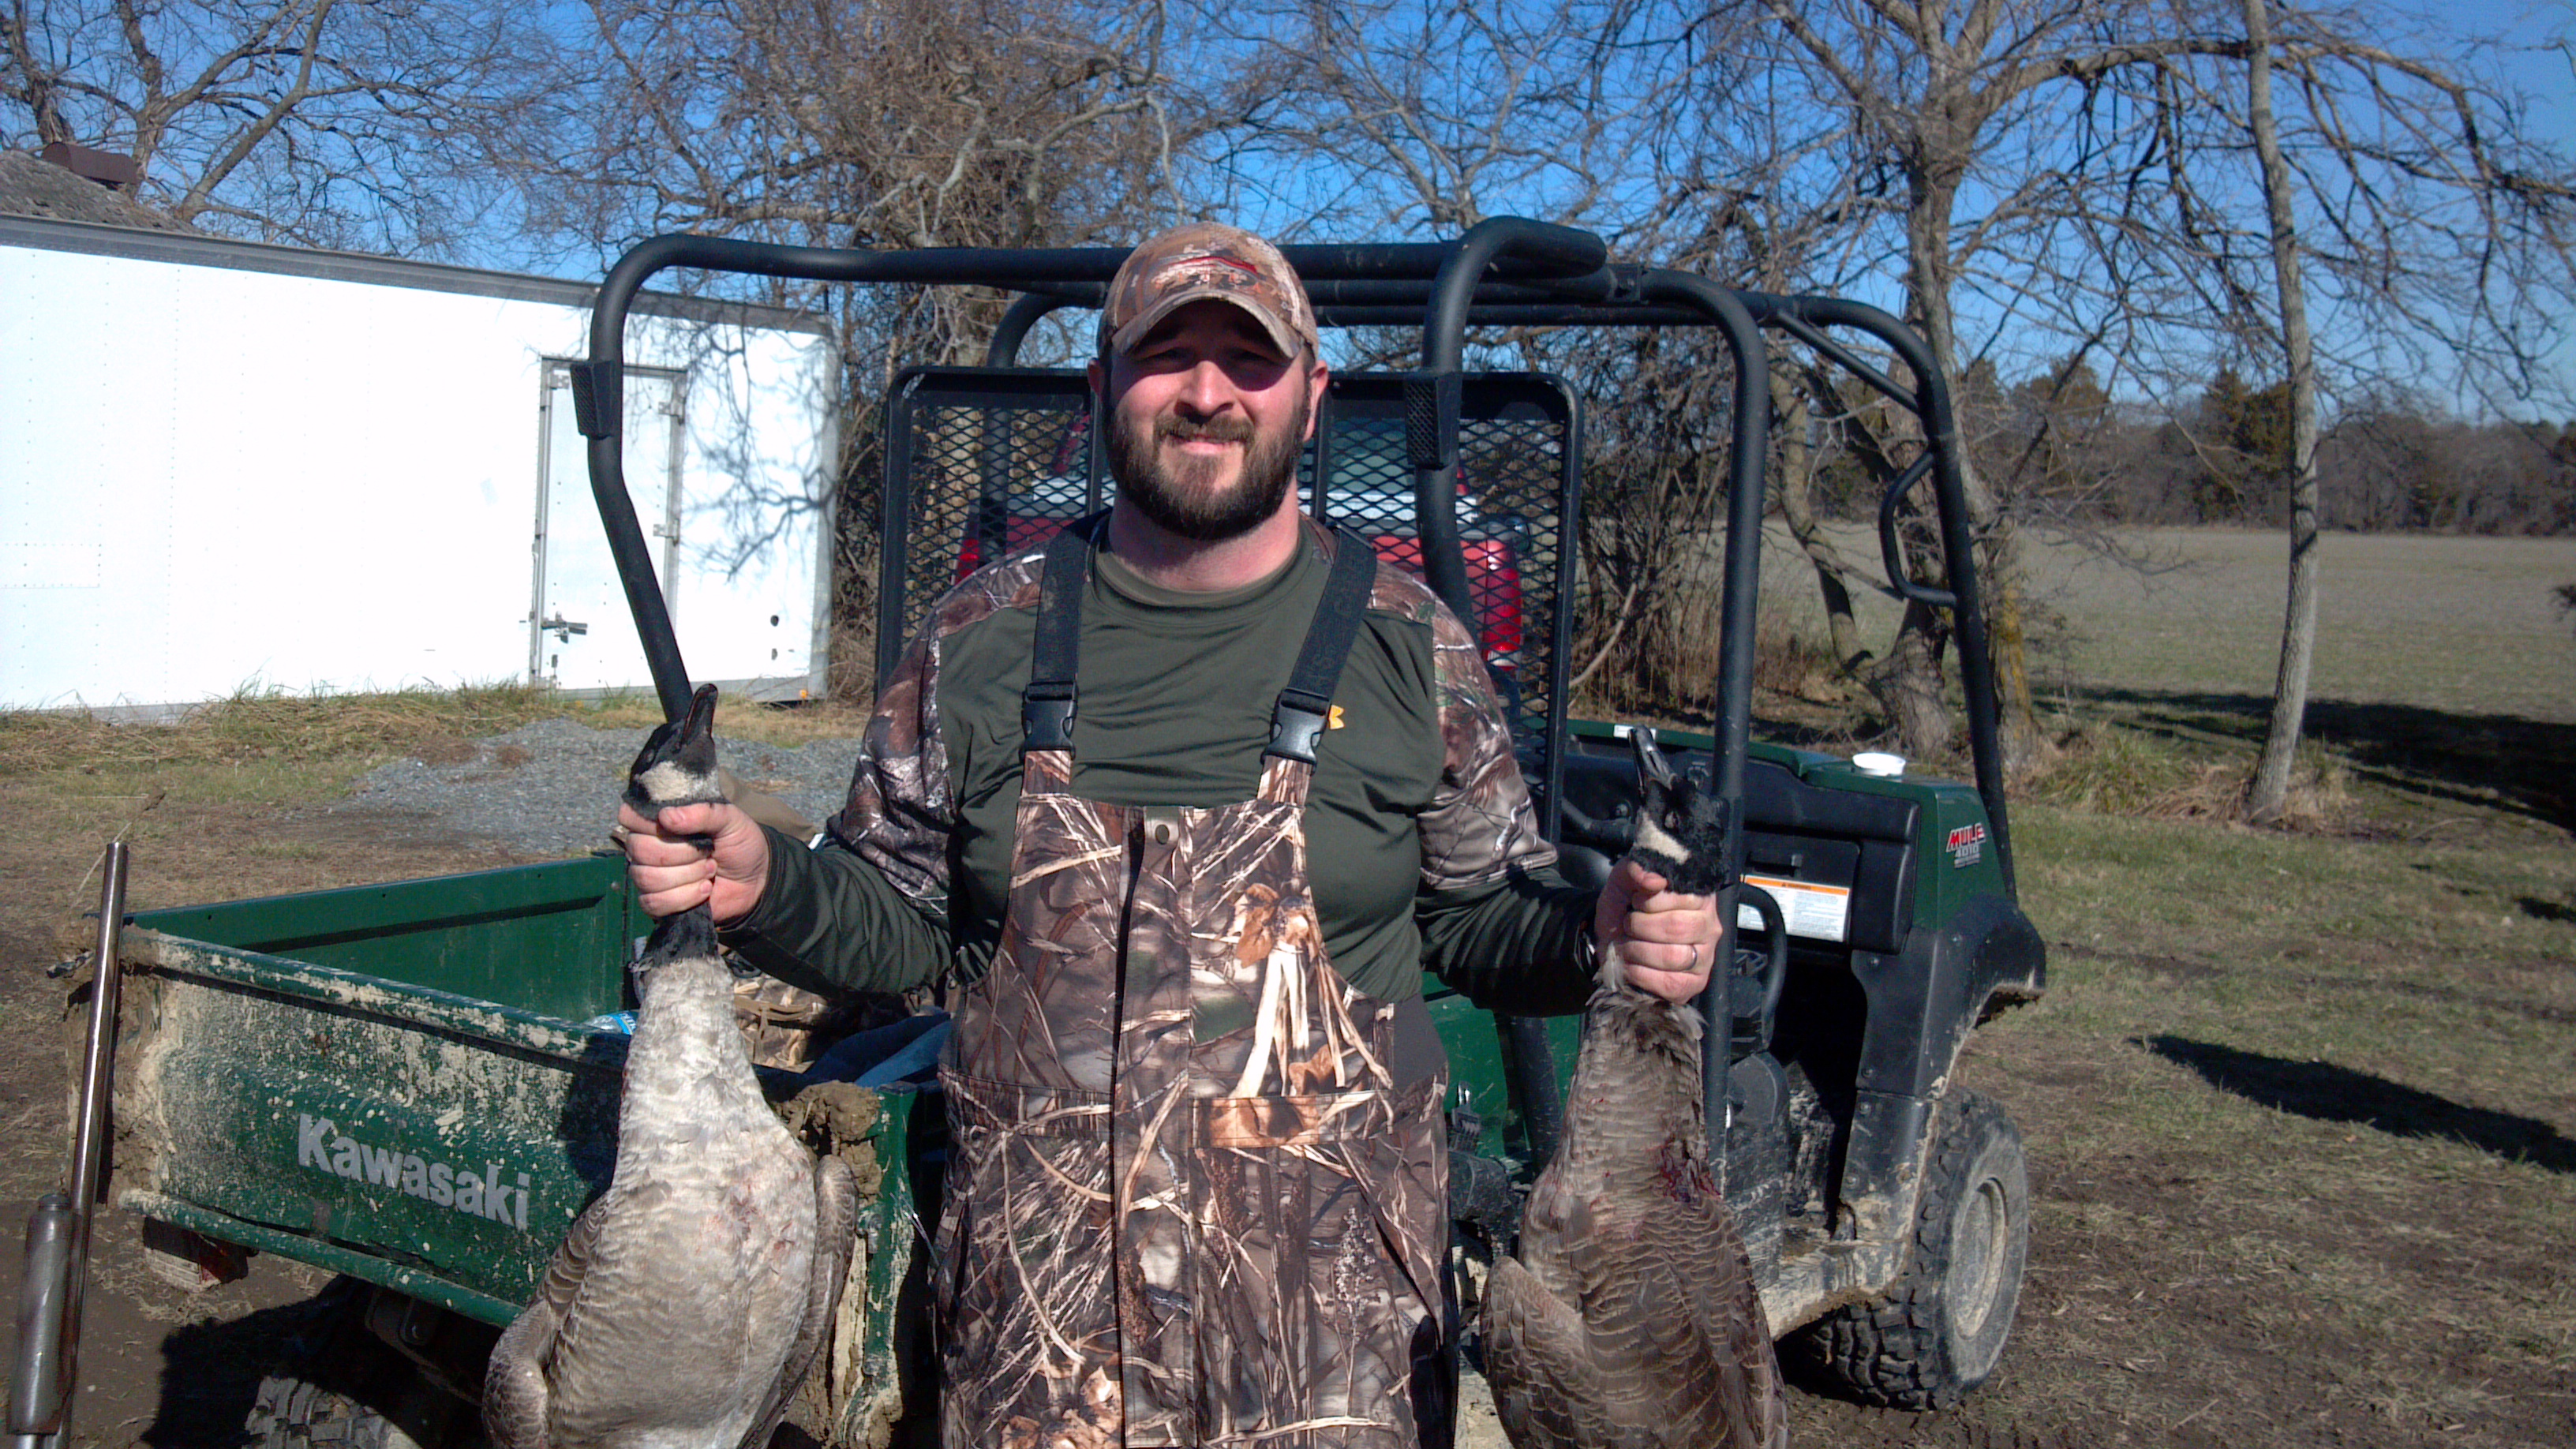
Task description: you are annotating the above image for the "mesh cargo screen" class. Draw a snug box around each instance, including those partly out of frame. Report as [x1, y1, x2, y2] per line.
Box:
[880, 368, 1577, 784]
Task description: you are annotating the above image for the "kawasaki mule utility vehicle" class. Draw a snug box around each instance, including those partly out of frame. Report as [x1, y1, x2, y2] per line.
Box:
[17, 218, 2042, 1449]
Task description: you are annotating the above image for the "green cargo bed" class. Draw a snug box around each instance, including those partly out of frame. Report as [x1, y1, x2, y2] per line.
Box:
[109, 856, 923, 1440]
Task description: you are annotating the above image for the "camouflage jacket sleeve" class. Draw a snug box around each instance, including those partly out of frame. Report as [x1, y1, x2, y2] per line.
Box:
[724, 557, 1045, 996]
[829, 620, 957, 907]
[1403, 570, 1556, 890]
[1388, 569, 1596, 1017]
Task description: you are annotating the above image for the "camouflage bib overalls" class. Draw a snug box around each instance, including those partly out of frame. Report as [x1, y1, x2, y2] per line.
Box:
[936, 522, 1451, 1449]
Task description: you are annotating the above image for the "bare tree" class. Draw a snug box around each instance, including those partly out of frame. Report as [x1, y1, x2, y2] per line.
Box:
[1754, 0, 2575, 762]
[1199, 0, 1710, 240]
[2241, 0, 2322, 824]
[1754, 0, 2150, 765]
[1770, 367, 1873, 674]
[470, 0, 1195, 687]
[533, 0, 1189, 313]
[2, 0, 531, 254]
[494, 0, 1189, 351]
[1204, 2, 1947, 728]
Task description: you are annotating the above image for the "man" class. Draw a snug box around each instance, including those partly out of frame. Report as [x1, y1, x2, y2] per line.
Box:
[620, 222, 1720, 1449]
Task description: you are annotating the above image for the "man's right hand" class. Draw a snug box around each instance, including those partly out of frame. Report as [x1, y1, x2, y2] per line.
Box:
[617, 800, 771, 924]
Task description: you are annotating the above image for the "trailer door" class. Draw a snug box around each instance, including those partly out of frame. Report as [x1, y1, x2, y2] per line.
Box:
[531, 361, 687, 689]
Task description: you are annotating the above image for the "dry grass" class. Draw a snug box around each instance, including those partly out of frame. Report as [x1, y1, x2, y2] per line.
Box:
[0, 682, 567, 779]
[2031, 720, 2356, 832]
[1749, 615, 1852, 704]
[1721, 526, 2576, 1442]
[0, 683, 871, 787]
[562, 691, 876, 745]
[0, 683, 876, 923]
[1574, 533, 1857, 727]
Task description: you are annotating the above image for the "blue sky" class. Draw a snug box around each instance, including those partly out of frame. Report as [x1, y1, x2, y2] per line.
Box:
[2500, 0, 2574, 149]
[462, 0, 2574, 417]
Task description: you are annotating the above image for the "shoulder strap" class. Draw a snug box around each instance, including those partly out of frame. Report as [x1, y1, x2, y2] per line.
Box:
[1020, 512, 1106, 753]
[1266, 526, 1380, 765]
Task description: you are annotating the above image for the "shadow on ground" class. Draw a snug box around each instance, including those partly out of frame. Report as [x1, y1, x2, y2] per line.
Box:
[2075, 687, 2576, 833]
[2520, 893, 2576, 924]
[146, 1276, 495, 1448]
[2137, 1035, 2576, 1175]
[141, 1293, 325, 1447]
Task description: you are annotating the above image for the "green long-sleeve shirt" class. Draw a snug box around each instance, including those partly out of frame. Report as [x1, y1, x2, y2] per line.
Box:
[725, 520, 1594, 1018]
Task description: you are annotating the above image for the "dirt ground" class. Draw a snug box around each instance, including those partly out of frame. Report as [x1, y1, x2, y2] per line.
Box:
[4, 773, 2570, 1448]
[0, 797, 525, 1447]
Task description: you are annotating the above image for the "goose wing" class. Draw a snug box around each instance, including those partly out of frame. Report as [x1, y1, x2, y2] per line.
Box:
[1625, 1197, 1786, 1449]
[1484, 1251, 1609, 1449]
[485, 1196, 608, 1449]
[1486, 1200, 1781, 1449]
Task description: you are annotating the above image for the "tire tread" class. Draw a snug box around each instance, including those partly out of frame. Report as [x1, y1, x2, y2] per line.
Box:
[1788, 1088, 2027, 1410]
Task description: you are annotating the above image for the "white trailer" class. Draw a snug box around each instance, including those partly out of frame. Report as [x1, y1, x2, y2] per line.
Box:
[0, 216, 838, 713]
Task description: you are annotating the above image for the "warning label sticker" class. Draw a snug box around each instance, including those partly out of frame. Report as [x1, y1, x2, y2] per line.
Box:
[1736, 874, 1852, 943]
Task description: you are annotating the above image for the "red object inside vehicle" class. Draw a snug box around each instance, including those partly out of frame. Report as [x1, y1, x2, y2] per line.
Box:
[1365, 533, 1524, 673]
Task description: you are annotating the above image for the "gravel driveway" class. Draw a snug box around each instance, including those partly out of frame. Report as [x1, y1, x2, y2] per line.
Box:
[330, 717, 866, 856]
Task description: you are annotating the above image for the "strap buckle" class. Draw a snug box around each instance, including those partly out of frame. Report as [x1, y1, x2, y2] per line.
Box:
[1021, 680, 1076, 751]
[1266, 687, 1332, 765]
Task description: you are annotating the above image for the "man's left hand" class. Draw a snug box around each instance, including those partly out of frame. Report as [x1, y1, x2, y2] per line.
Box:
[1595, 858, 1721, 1002]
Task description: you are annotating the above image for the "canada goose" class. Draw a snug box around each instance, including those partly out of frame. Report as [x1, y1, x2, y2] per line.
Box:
[1481, 730, 1788, 1449]
[485, 685, 859, 1449]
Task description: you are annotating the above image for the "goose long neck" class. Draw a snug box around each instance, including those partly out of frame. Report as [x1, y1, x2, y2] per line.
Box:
[1556, 957, 1710, 1189]
[620, 953, 765, 1148]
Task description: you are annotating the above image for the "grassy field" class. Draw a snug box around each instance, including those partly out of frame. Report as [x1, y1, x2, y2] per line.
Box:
[1756, 525, 2576, 724]
[0, 527, 2570, 1446]
[1911, 799, 2576, 1446]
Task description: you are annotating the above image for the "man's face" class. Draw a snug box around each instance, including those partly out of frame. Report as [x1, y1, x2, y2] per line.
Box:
[1096, 300, 1324, 543]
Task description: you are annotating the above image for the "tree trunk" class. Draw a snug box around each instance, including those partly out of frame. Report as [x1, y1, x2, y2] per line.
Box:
[1902, 162, 2042, 771]
[1770, 369, 1870, 670]
[1795, 361, 1957, 759]
[2243, 0, 2323, 823]
[1863, 598, 1953, 762]
[1983, 517, 2038, 755]
[1811, 560, 1867, 675]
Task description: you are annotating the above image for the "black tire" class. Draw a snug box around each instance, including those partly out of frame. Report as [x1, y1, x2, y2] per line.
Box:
[1790, 1088, 2030, 1410]
[245, 1284, 476, 1449]
[246, 1369, 423, 1449]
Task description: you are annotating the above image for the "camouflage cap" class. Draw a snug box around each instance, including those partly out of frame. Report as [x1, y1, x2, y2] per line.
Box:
[1099, 221, 1320, 361]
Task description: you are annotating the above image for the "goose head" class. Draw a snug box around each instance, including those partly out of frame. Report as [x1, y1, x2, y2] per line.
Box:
[1625, 728, 1728, 897]
[625, 683, 725, 820]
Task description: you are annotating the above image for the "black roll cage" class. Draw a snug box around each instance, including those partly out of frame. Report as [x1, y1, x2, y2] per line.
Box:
[574, 215, 2017, 1141]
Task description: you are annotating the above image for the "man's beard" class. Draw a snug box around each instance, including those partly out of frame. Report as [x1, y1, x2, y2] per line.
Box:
[1106, 390, 1308, 543]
